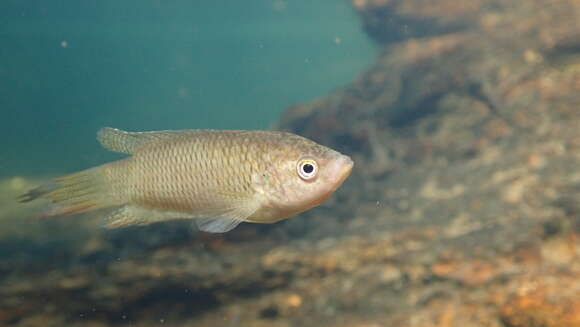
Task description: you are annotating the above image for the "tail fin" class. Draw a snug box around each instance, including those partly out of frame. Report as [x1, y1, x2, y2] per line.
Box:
[18, 167, 112, 217]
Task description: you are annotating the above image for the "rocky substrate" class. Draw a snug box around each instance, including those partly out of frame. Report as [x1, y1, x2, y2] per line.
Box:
[1, 0, 579, 326]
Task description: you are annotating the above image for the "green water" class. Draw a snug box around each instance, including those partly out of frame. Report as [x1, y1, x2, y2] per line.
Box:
[0, 0, 375, 177]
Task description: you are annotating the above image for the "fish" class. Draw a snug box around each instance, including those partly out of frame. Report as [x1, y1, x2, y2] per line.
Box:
[18, 127, 353, 233]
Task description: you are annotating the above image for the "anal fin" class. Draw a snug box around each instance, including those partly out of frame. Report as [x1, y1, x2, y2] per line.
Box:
[105, 192, 262, 233]
[105, 205, 187, 228]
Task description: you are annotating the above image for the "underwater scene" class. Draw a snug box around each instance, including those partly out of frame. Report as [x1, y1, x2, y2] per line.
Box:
[1, 0, 579, 326]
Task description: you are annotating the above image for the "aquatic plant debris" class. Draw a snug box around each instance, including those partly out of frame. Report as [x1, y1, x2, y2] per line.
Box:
[19, 128, 353, 233]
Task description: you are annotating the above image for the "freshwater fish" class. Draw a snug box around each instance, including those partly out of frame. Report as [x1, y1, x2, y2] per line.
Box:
[18, 128, 353, 233]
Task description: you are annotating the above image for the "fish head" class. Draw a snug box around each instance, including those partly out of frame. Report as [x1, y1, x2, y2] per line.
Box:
[256, 134, 354, 221]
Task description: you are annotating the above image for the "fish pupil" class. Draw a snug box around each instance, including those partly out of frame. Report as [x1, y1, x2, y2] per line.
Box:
[302, 164, 314, 174]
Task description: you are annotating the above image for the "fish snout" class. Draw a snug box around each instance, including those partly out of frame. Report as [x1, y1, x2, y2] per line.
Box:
[326, 154, 353, 191]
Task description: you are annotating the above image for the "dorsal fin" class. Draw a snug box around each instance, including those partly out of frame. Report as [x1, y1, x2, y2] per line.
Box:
[96, 127, 185, 154]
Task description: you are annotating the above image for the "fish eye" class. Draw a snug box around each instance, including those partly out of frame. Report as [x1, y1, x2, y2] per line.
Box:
[297, 159, 318, 181]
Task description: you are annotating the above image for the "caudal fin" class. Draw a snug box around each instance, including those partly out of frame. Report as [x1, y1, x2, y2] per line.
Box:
[18, 167, 112, 217]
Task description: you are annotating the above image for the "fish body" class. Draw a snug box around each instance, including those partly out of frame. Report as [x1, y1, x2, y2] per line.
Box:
[19, 128, 353, 233]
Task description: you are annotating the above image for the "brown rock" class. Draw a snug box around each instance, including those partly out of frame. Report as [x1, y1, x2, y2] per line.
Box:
[501, 278, 580, 327]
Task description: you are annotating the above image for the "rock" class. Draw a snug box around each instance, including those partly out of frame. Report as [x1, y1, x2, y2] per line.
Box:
[500, 273, 580, 327]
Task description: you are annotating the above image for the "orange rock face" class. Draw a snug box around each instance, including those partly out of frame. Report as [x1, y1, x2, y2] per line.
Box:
[501, 276, 580, 327]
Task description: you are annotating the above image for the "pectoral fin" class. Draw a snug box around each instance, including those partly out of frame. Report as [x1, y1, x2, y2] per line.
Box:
[196, 217, 244, 233]
[195, 193, 262, 233]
